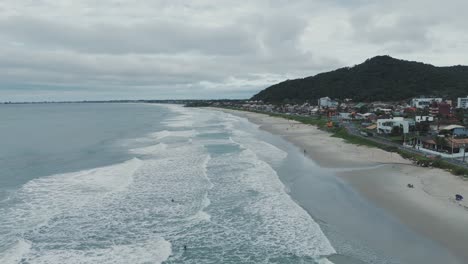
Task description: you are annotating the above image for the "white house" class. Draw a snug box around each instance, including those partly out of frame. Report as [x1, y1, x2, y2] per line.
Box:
[338, 112, 353, 120]
[457, 96, 468, 109]
[374, 107, 393, 114]
[318, 97, 338, 109]
[411, 98, 443, 109]
[377, 117, 413, 134]
[415, 116, 434, 123]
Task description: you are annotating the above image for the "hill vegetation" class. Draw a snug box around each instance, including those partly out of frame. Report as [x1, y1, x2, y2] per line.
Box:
[252, 56, 468, 103]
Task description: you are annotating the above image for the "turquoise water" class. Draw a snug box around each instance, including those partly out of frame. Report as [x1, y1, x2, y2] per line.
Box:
[0, 103, 170, 199]
[0, 103, 462, 264]
[0, 104, 335, 263]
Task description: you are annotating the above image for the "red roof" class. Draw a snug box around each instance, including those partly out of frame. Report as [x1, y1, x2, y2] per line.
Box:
[404, 107, 417, 112]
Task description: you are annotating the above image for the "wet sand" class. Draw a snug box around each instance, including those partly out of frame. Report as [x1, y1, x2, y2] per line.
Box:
[215, 108, 468, 263]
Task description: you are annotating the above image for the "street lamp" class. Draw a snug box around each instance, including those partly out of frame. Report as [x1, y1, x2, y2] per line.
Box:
[451, 133, 455, 159]
[463, 144, 467, 163]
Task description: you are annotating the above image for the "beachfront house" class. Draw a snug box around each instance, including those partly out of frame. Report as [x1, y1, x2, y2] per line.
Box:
[415, 116, 434, 123]
[414, 124, 468, 157]
[339, 112, 353, 120]
[318, 97, 339, 109]
[439, 125, 468, 137]
[377, 117, 414, 135]
[411, 97, 443, 109]
[374, 107, 393, 115]
[360, 113, 377, 122]
[457, 96, 468, 109]
[420, 136, 468, 156]
[429, 101, 452, 117]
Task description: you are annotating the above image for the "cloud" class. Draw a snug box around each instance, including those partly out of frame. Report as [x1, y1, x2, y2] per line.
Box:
[0, 16, 259, 56]
[0, 0, 467, 101]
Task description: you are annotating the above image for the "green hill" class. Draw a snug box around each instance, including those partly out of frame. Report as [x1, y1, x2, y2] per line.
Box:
[251, 56, 468, 103]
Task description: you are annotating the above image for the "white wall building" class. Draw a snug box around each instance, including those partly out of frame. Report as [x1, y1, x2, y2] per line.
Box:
[457, 96, 468, 109]
[318, 97, 338, 109]
[374, 107, 393, 114]
[377, 117, 413, 134]
[411, 98, 443, 109]
[415, 116, 434, 123]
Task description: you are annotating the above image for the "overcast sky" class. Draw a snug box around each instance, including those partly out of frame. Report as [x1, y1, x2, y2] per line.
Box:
[1, 0, 467, 101]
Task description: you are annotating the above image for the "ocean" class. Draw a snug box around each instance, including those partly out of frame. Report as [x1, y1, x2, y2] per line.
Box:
[0, 103, 460, 264]
[0, 103, 336, 263]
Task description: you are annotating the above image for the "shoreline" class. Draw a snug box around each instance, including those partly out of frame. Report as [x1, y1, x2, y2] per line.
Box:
[214, 108, 468, 263]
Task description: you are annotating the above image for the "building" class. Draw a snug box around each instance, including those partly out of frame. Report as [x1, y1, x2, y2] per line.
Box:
[411, 98, 443, 109]
[377, 117, 414, 134]
[415, 116, 434, 123]
[419, 137, 468, 156]
[318, 97, 338, 109]
[360, 113, 377, 121]
[338, 112, 353, 120]
[438, 102, 451, 116]
[428, 101, 451, 116]
[457, 96, 468, 109]
[374, 107, 393, 114]
[440, 125, 468, 137]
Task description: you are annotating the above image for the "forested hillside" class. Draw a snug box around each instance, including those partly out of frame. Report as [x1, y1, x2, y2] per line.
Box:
[252, 56, 468, 103]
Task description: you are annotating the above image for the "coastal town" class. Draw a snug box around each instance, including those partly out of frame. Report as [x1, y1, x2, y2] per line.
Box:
[205, 96, 468, 168]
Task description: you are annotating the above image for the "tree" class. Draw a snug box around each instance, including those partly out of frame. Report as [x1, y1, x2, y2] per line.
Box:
[252, 55, 468, 103]
[454, 108, 465, 123]
[359, 105, 369, 114]
[415, 121, 430, 135]
[435, 137, 447, 151]
[391, 126, 403, 136]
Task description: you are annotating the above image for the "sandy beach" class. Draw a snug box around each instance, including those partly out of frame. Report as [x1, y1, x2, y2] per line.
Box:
[215, 108, 468, 263]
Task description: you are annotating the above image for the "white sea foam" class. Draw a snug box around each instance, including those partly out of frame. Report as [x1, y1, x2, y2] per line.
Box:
[206, 148, 336, 259]
[202, 109, 335, 260]
[0, 239, 31, 264]
[230, 132, 288, 165]
[213, 112, 289, 165]
[17, 158, 141, 214]
[315, 258, 334, 264]
[123, 129, 197, 148]
[161, 113, 195, 128]
[0, 159, 143, 263]
[161, 103, 187, 114]
[0, 147, 214, 263]
[69, 158, 142, 192]
[0, 105, 336, 263]
[149, 129, 197, 140]
[149, 130, 172, 139]
[191, 210, 212, 222]
[197, 155, 213, 222]
[129, 143, 167, 155]
[195, 138, 232, 145]
[317, 257, 336, 264]
[160, 104, 197, 128]
[163, 119, 194, 128]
